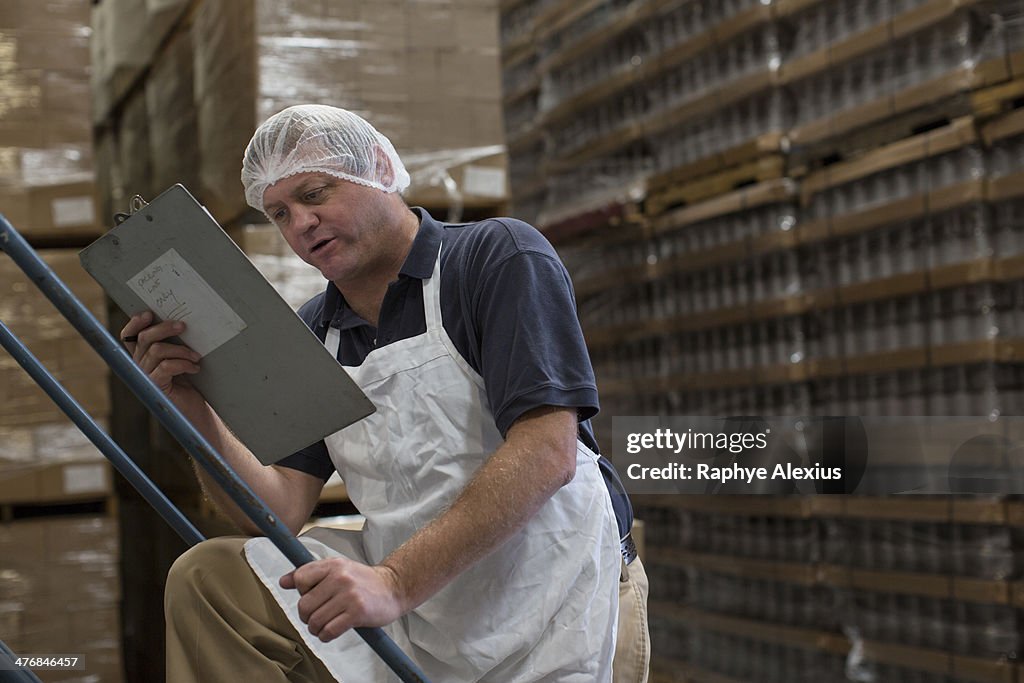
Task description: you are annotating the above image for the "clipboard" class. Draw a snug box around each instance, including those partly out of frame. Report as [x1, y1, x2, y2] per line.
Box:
[79, 184, 375, 465]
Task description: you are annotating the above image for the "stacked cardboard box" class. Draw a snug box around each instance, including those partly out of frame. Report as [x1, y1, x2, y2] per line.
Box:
[0, 515, 123, 683]
[0, 0, 99, 241]
[94, 0, 508, 229]
[231, 223, 327, 310]
[0, 251, 109, 428]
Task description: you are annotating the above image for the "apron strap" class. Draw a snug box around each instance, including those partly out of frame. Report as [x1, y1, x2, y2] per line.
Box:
[422, 245, 444, 333]
[325, 325, 341, 357]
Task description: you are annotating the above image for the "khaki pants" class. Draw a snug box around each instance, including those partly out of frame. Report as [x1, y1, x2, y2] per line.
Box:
[165, 537, 651, 682]
[614, 557, 651, 683]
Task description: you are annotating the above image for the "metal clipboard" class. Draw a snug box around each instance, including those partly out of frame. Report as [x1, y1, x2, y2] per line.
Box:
[79, 184, 375, 464]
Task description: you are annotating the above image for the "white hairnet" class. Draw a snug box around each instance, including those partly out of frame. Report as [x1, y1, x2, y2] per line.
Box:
[241, 104, 410, 213]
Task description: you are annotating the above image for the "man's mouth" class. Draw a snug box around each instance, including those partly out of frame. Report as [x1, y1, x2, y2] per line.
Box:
[310, 237, 334, 253]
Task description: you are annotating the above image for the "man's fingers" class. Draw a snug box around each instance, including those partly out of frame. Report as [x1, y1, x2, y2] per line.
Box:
[290, 560, 336, 594]
[135, 320, 185, 356]
[296, 581, 337, 625]
[148, 359, 200, 387]
[317, 612, 356, 642]
[119, 311, 153, 345]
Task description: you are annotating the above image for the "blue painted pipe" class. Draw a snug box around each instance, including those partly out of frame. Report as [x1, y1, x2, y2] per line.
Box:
[0, 319, 205, 547]
[0, 638, 44, 682]
[0, 216, 429, 683]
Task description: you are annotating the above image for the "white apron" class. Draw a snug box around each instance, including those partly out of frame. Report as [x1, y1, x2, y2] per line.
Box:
[245, 248, 620, 682]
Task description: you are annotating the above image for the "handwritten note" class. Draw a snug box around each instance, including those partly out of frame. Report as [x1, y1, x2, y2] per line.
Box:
[127, 248, 247, 356]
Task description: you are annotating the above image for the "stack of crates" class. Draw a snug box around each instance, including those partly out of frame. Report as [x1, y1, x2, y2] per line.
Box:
[0, 1, 125, 680]
[499, 0, 1024, 680]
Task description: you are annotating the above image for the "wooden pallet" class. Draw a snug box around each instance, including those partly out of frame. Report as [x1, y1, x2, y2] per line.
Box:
[645, 155, 787, 217]
[790, 105, 974, 177]
[972, 76, 1024, 121]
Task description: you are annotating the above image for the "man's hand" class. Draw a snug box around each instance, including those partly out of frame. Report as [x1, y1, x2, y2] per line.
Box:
[120, 311, 203, 407]
[280, 558, 408, 642]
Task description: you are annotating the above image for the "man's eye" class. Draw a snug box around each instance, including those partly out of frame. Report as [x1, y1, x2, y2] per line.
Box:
[273, 208, 287, 222]
[304, 188, 325, 202]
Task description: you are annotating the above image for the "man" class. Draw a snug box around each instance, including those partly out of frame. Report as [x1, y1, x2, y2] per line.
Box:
[123, 105, 649, 682]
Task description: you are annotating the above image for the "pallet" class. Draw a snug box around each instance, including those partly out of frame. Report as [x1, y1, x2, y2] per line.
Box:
[645, 155, 787, 217]
[538, 196, 645, 245]
[799, 115, 978, 203]
[789, 100, 974, 176]
[972, 76, 1024, 122]
[787, 57, 1009, 153]
[0, 460, 114, 516]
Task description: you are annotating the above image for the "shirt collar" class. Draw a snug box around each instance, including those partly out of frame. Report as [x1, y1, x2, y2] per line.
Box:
[318, 207, 443, 329]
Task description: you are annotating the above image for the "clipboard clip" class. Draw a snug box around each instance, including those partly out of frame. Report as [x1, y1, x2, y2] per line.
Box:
[112, 194, 150, 226]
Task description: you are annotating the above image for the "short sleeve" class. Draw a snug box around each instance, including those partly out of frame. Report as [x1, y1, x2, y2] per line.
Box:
[461, 223, 599, 436]
[275, 440, 335, 480]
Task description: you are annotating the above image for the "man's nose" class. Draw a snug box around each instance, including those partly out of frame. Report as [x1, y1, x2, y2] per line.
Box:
[291, 204, 320, 232]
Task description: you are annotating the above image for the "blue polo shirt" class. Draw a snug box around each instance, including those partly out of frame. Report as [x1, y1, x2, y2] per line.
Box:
[277, 208, 633, 539]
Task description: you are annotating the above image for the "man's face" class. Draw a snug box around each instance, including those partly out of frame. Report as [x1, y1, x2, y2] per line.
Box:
[262, 171, 392, 285]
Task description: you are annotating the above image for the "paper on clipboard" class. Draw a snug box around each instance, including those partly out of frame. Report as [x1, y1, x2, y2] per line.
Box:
[79, 184, 375, 464]
[126, 248, 247, 356]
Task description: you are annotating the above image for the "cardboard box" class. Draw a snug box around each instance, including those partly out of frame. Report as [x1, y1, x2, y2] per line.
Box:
[188, 0, 506, 225]
[0, 460, 111, 504]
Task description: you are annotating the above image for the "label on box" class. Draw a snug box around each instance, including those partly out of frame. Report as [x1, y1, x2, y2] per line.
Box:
[62, 464, 106, 495]
[51, 196, 94, 228]
[463, 165, 506, 198]
[127, 248, 247, 356]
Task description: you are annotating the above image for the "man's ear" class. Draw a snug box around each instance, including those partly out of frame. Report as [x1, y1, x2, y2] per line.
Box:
[375, 147, 395, 188]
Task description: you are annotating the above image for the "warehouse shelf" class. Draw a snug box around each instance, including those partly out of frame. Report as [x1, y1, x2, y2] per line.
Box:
[506, 123, 545, 154]
[501, 38, 537, 71]
[499, 0, 535, 13]
[646, 133, 791, 199]
[635, 494, 818, 518]
[548, 68, 778, 171]
[542, 1, 1017, 169]
[820, 565, 1012, 605]
[580, 175, 995, 305]
[650, 604, 849, 654]
[645, 155, 788, 216]
[981, 102, 1024, 145]
[503, 75, 541, 107]
[574, 230, 797, 299]
[650, 603, 1016, 682]
[649, 547, 819, 585]
[798, 116, 978, 204]
[536, 0, 650, 67]
[637, 494, 1024, 525]
[540, 2, 774, 127]
[529, 0, 581, 42]
[648, 547, 1015, 604]
[509, 177, 548, 204]
[788, 56, 1014, 149]
[651, 660, 745, 683]
[813, 496, 1013, 525]
[540, 196, 646, 244]
[975, 76, 1024, 125]
[649, 177, 795, 232]
[777, 0, 988, 85]
[598, 337, 1024, 397]
[584, 248, 1017, 351]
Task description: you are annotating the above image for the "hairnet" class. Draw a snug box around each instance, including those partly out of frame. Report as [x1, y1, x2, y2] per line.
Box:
[241, 104, 411, 213]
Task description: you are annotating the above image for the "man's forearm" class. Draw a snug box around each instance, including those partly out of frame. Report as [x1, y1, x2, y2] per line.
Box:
[177, 397, 316, 535]
[380, 407, 578, 611]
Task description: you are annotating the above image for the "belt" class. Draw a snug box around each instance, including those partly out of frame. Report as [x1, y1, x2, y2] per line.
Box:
[620, 533, 637, 566]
